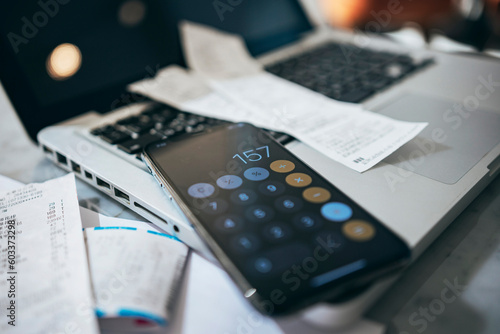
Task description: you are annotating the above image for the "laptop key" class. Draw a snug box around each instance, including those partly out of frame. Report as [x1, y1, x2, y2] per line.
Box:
[117, 133, 164, 154]
[98, 127, 131, 144]
[337, 88, 374, 103]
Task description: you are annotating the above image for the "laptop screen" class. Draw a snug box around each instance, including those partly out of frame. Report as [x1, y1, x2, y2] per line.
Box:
[0, 0, 312, 141]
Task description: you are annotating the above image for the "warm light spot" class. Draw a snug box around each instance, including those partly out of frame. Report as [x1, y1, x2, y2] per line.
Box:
[47, 43, 82, 80]
[118, 0, 146, 27]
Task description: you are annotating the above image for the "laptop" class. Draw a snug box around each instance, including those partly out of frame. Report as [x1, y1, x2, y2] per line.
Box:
[1, 0, 499, 326]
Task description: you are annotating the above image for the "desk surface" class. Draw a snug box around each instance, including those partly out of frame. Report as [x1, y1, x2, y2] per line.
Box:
[1, 80, 500, 334]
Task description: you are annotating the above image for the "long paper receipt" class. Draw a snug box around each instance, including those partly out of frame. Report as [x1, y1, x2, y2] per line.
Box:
[0, 174, 99, 333]
[179, 21, 429, 172]
[85, 226, 188, 326]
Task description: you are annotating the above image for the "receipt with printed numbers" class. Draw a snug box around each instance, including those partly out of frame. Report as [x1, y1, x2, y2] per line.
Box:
[179, 21, 428, 173]
[0, 174, 99, 334]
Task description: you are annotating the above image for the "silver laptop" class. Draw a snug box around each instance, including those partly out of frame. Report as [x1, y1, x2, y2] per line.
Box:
[1, 0, 499, 326]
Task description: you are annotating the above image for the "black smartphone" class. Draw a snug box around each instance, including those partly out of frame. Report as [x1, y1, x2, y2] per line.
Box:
[143, 123, 411, 316]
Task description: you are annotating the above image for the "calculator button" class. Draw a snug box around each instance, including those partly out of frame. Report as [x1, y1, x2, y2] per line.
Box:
[293, 213, 323, 231]
[215, 215, 243, 233]
[230, 189, 257, 205]
[216, 175, 243, 190]
[275, 196, 303, 213]
[187, 183, 215, 198]
[258, 181, 285, 196]
[270, 160, 295, 173]
[342, 220, 375, 242]
[245, 205, 274, 223]
[263, 223, 292, 242]
[254, 257, 273, 273]
[321, 202, 353, 222]
[286, 173, 312, 187]
[244, 167, 270, 181]
[202, 199, 228, 215]
[232, 234, 260, 253]
[303, 187, 331, 204]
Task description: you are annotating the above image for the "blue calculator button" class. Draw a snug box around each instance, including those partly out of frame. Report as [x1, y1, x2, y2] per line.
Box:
[216, 175, 243, 189]
[244, 167, 269, 181]
[230, 189, 257, 205]
[321, 202, 353, 222]
[187, 183, 215, 198]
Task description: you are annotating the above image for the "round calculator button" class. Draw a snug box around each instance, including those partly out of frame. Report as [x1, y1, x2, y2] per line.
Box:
[303, 187, 331, 204]
[187, 183, 215, 198]
[321, 202, 353, 222]
[254, 257, 273, 273]
[245, 205, 274, 223]
[270, 160, 295, 173]
[275, 196, 303, 213]
[342, 220, 375, 242]
[202, 199, 228, 215]
[216, 175, 243, 190]
[230, 189, 257, 205]
[244, 167, 270, 181]
[232, 234, 260, 253]
[215, 215, 243, 233]
[263, 223, 292, 242]
[258, 181, 285, 196]
[293, 213, 323, 231]
[285, 173, 312, 187]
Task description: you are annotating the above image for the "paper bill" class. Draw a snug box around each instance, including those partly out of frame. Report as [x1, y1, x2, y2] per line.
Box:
[0, 174, 99, 334]
[179, 21, 427, 172]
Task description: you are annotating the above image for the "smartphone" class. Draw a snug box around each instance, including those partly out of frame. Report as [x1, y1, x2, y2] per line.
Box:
[143, 123, 411, 316]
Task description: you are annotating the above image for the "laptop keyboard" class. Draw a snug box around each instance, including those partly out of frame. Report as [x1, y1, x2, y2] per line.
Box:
[90, 104, 292, 160]
[265, 42, 433, 103]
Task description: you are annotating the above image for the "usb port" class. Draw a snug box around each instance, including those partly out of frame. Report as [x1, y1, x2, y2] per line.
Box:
[56, 152, 67, 165]
[43, 145, 53, 155]
[114, 188, 130, 204]
[71, 161, 81, 174]
[96, 177, 111, 190]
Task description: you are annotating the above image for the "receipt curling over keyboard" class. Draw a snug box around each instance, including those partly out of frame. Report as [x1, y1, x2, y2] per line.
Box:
[0, 174, 99, 334]
[175, 21, 428, 173]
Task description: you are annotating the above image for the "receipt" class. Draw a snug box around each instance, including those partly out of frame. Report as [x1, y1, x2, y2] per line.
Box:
[128, 65, 273, 129]
[85, 227, 188, 327]
[0, 174, 99, 334]
[179, 21, 427, 172]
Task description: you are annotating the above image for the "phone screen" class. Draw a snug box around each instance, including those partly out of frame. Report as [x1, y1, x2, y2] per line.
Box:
[144, 123, 410, 315]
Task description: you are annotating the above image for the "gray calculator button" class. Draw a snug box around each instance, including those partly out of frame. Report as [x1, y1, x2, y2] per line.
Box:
[263, 223, 291, 242]
[244, 167, 270, 181]
[230, 189, 257, 205]
[275, 195, 303, 213]
[293, 213, 323, 231]
[215, 215, 243, 233]
[202, 199, 228, 214]
[258, 181, 285, 196]
[188, 183, 215, 198]
[232, 234, 260, 253]
[216, 175, 243, 190]
[245, 205, 274, 223]
[254, 258, 273, 273]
